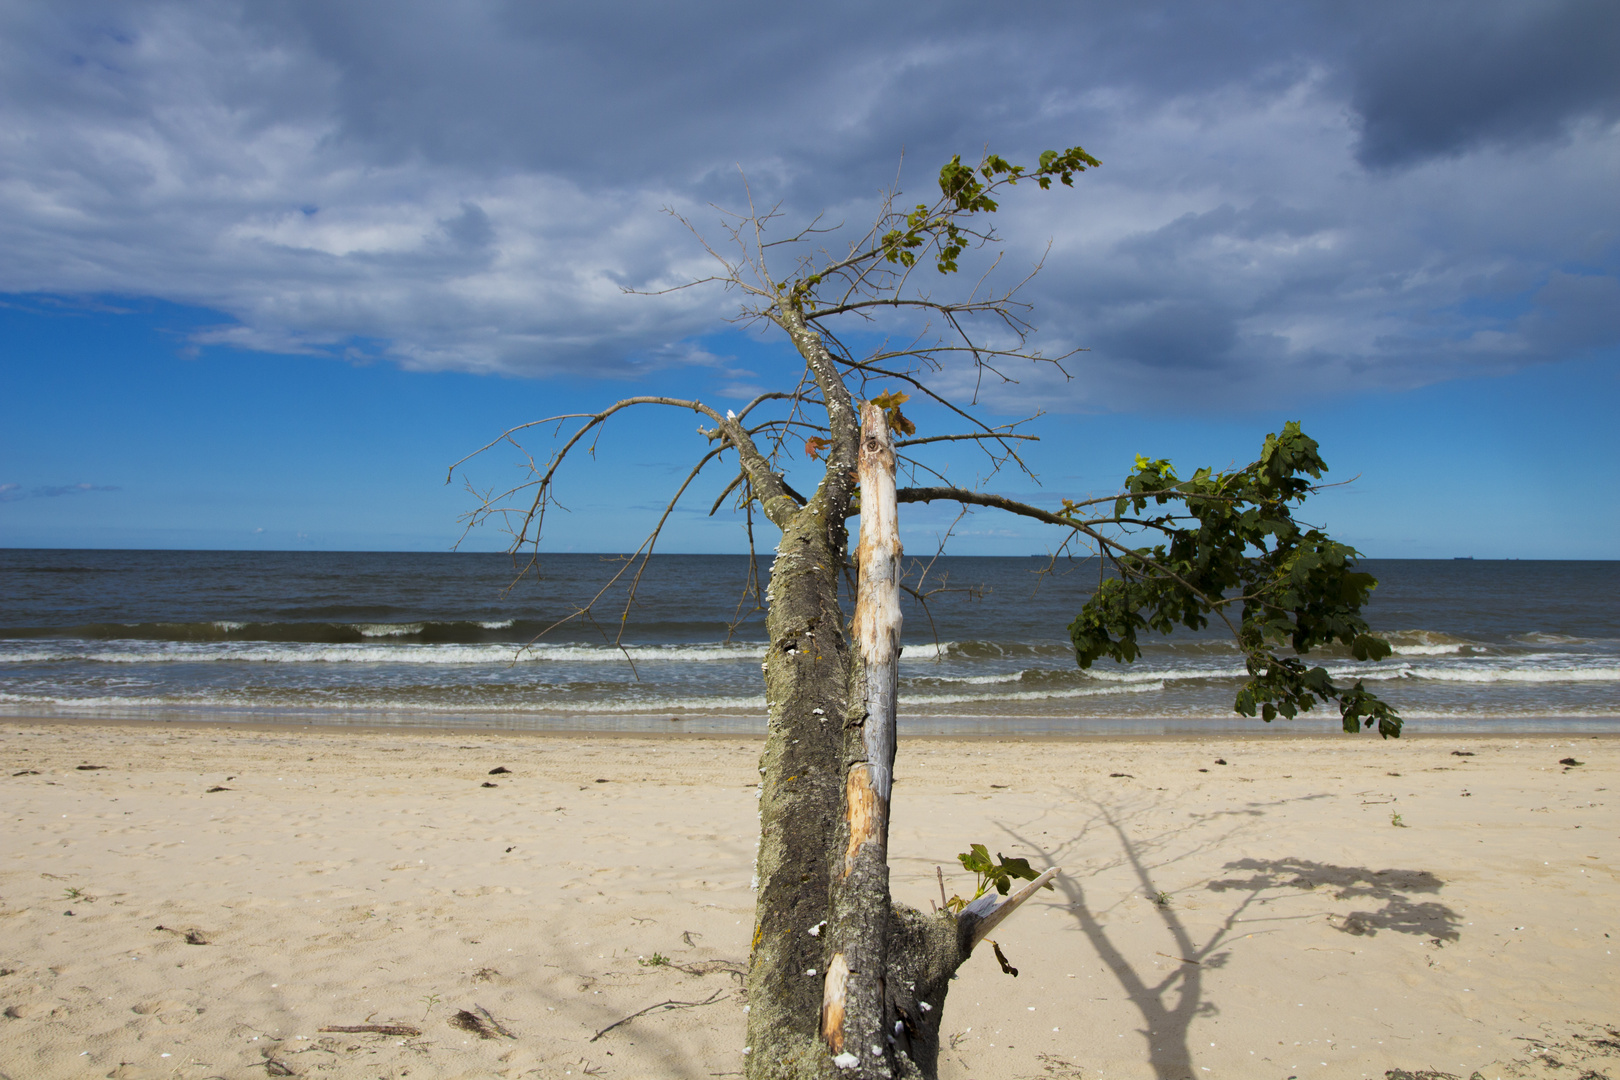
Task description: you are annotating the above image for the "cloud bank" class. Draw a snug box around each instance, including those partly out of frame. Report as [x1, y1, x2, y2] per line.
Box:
[1, 0, 1615, 407]
[0, 482, 121, 502]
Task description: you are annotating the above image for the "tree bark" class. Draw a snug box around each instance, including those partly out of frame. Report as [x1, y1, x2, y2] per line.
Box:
[746, 484, 852, 1077]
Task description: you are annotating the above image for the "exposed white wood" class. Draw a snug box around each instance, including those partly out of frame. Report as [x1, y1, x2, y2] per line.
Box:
[819, 951, 851, 1050]
[853, 400, 902, 805]
[820, 403, 905, 1062]
[962, 867, 1062, 948]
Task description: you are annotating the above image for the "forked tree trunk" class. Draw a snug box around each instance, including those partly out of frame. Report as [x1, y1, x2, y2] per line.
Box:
[745, 404, 1056, 1080]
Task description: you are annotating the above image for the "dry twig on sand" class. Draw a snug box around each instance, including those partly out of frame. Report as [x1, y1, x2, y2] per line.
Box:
[590, 989, 727, 1042]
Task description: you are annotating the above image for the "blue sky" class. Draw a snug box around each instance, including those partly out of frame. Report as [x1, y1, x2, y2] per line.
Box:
[2, 1, 1617, 557]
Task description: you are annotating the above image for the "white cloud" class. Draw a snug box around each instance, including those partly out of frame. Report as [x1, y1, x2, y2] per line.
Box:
[0, 1, 1613, 404]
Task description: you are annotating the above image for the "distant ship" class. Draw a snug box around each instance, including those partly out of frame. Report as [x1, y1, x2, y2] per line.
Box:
[1453, 556, 1474, 560]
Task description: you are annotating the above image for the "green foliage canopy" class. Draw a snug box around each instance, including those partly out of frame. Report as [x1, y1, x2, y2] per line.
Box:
[1066, 423, 1403, 738]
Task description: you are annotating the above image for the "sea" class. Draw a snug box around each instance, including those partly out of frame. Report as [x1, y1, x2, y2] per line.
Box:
[1, 550, 1616, 736]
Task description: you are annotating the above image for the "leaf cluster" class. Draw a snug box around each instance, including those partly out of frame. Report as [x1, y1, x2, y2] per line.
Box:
[880, 145, 1099, 274]
[1066, 422, 1403, 738]
[943, 844, 1053, 913]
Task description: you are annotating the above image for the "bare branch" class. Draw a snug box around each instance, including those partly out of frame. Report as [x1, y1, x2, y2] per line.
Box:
[893, 485, 1243, 638]
[895, 432, 1038, 448]
[895, 486, 1075, 528]
[455, 395, 803, 544]
[709, 470, 748, 517]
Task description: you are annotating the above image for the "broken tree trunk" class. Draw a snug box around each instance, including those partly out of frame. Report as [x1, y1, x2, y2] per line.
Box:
[745, 403, 1059, 1080]
[819, 402, 905, 1073]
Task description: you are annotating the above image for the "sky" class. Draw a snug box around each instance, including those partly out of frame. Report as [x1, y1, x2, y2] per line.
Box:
[2, 0, 1617, 557]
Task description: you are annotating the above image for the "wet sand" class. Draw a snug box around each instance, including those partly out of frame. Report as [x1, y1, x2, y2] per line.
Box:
[1, 720, 1616, 1079]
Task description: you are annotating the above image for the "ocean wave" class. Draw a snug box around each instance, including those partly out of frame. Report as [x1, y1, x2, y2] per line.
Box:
[1405, 665, 1620, 684]
[0, 689, 770, 715]
[903, 682, 1164, 705]
[1388, 643, 1469, 656]
[0, 681, 1162, 712]
[356, 623, 424, 638]
[1085, 666, 1228, 684]
[903, 668, 1099, 688]
[0, 618, 655, 646]
[907, 640, 1074, 661]
[0, 640, 769, 665]
[1511, 631, 1619, 647]
[904, 672, 1031, 687]
[1382, 629, 1475, 656]
[1082, 663, 1413, 683]
[907, 638, 1283, 661]
[1378, 706, 1620, 720]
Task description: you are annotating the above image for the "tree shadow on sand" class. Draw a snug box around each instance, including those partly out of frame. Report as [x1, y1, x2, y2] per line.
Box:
[996, 798, 1461, 1080]
[1001, 799, 1272, 1080]
[1207, 858, 1461, 941]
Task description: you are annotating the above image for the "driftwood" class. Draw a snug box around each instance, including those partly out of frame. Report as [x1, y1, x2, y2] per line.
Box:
[318, 1024, 422, 1037]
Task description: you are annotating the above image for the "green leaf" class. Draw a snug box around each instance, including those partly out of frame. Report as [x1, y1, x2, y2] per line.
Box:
[995, 854, 1037, 881]
[959, 844, 994, 876]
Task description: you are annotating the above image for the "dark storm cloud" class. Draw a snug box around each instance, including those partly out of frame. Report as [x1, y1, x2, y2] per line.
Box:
[0, 0, 1614, 403]
[237, 1, 1319, 194]
[1344, 0, 1620, 168]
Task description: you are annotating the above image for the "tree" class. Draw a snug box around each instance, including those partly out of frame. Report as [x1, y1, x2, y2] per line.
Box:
[455, 147, 1400, 1079]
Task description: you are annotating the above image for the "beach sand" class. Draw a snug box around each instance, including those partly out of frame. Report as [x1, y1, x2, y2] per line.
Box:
[1, 720, 1615, 1080]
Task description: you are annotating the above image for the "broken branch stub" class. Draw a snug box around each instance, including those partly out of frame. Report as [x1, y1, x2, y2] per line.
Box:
[961, 866, 1061, 948]
[820, 402, 903, 1071]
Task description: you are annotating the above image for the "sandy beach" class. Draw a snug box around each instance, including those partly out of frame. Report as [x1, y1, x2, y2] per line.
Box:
[1, 720, 1615, 1080]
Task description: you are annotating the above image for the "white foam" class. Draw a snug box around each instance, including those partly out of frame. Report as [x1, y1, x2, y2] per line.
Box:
[905, 640, 1072, 661]
[1405, 665, 1620, 684]
[356, 623, 424, 638]
[1389, 643, 1467, 656]
[1376, 706, 1620, 720]
[907, 672, 1040, 687]
[1085, 666, 1236, 684]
